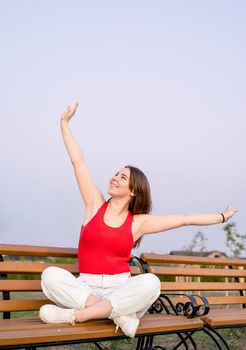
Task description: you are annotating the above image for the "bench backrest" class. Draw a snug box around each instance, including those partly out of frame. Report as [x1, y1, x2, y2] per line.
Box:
[141, 253, 246, 308]
[0, 244, 141, 318]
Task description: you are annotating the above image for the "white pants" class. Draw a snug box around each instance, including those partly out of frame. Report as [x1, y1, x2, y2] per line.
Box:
[41, 266, 161, 320]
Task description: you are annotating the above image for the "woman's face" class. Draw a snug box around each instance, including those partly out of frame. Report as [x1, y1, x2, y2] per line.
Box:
[108, 167, 134, 198]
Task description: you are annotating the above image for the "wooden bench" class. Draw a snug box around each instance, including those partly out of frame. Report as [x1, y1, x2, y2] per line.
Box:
[141, 252, 246, 350]
[0, 244, 203, 350]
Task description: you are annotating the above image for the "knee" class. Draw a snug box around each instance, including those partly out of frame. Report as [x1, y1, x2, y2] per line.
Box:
[41, 266, 65, 287]
[142, 273, 161, 297]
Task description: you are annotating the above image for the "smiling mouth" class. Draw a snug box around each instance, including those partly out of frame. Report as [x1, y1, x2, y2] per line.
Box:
[110, 182, 118, 188]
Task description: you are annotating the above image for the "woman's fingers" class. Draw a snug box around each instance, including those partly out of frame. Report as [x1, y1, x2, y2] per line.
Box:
[229, 202, 237, 213]
[61, 103, 79, 122]
[71, 102, 79, 115]
[224, 202, 238, 221]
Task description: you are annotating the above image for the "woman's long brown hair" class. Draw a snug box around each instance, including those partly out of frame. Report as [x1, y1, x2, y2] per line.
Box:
[125, 165, 152, 247]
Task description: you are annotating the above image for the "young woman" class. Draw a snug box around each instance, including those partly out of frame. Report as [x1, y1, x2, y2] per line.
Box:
[39, 103, 237, 338]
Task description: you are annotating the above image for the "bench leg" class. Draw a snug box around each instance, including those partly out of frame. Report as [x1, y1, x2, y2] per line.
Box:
[203, 326, 232, 350]
[136, 332, 198, 350]
[172, 331, 197, 350]
[94, 342, 107, 350]
[136, 336, 157, 350]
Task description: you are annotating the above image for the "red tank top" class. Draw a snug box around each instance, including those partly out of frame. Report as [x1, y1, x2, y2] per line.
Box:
[78, 201, 134, 274]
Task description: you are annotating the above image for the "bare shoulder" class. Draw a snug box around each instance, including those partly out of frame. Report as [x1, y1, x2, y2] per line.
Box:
[133, 214, 147, 225]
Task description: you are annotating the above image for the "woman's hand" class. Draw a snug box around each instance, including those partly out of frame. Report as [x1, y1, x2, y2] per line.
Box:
[223, 202, 237, 222]
[61, 102, 79, 123]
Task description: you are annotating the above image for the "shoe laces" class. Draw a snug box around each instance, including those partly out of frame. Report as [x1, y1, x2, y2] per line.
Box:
[70, 312, 76, 326]
[113, 319, 119, 333]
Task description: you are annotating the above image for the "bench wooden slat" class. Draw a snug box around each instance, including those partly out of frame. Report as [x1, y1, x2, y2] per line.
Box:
[0, 314, 189, 329]
[203, 309, 246, 317]
[0, 315, 203, 347]
[0, 299, 53, 312]
[0, 262, 79, 274]
[141, 253, 246, 267]
[160, 282, 246, 291]
[149, 266, 246, 278]
[205, 296, 246, 306]
[0, 280, 41, 291]
[0, 262, 140, 275]
[0, 244, 78, 258]
[205, 313, 246, 327]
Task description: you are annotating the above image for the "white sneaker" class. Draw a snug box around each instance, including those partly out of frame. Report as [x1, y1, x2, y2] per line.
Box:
[113, 314, 139, 338]
[39, 304, 76, 325]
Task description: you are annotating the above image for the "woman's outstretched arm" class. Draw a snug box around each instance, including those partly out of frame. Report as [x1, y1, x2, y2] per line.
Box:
[60, 103, 105, 208]
[135, 202, 237, 237]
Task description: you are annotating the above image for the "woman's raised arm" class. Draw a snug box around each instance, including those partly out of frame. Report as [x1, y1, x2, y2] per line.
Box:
[135, 202, 237, 237]
[60, 103, 105, 208]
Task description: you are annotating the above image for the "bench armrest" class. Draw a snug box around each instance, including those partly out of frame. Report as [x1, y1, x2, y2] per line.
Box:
[150, 293, 210, 319]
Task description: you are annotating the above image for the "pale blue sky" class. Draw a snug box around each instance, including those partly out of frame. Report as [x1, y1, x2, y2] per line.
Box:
[1, 1, 245, 256]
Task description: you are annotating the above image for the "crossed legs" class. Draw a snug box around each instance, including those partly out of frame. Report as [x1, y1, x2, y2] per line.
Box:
[74, 295, 112, 322]
[40, 266, 161, 334]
